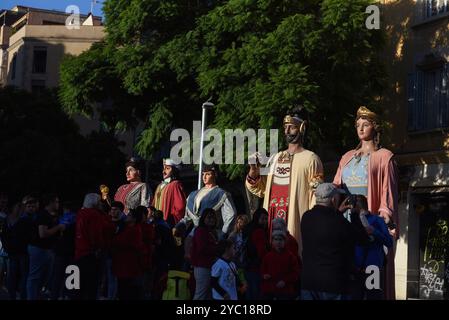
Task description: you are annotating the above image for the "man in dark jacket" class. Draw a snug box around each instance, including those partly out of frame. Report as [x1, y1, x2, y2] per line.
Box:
[27, 194, 64, 300]
[300, 183, 369, 300]
[1, 196, 38, 300]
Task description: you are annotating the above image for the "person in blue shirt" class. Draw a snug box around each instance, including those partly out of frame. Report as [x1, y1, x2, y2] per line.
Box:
[352, 194, 393, 300]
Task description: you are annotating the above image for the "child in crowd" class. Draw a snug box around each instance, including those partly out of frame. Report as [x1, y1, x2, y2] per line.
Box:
[211, 239, 238, 300]
[228, 214, 250, 297]
[261, 230, 300, 300]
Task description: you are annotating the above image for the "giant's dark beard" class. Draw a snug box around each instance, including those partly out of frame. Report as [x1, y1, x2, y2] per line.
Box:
[285, 132, 302, 144]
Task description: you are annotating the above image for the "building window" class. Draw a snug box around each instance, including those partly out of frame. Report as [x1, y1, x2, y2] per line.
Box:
[31, 79, 46, 93]
[42, 20, 65, 26]
[420, 0, 449, 20]
[32, 46, 47, 74]
[11, 53, 17, 80]
[407, 61, 449, 132]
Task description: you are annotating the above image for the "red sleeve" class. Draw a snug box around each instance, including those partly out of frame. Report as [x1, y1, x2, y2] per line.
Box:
[282, 252, 300, 284]
[133, 226, 145, 253]
[252, 229, 268, 261]
[261, 252, 271, 276]
[261, 252, 276, 293]
[171, 182, 186, 224]
[87, 211, 105, 251]
[141, 224, 155, 243]
[102, 216, 116, 250]
[112, 225, 144, 252]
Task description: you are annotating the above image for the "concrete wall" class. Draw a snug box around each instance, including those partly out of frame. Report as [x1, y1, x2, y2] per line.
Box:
[6, 25, 104, 90]
[381, 0, 449, 299]
[0, 25, 12, 85]
[10, 8, 102, 28]
[382, 0, 449, 154]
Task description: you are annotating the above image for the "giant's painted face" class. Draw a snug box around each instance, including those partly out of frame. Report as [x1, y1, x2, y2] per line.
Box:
[162, 165, 173, 180]
[284, 123, 301, 144]
[126, 166, 140, 182]
[202, 171, 216, 185]
[356, 117, 375, 142]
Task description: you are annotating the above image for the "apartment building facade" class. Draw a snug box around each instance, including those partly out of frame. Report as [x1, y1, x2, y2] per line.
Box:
[381, 0, 449, 300]
[0, 5, 136, 156]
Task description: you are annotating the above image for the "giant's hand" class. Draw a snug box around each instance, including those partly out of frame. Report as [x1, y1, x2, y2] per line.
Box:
[248, 152, 261, 179]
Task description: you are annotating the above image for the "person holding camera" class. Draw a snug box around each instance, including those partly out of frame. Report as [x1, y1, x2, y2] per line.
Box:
[351, 194, 393, 300]
[300, 183, 370, 300]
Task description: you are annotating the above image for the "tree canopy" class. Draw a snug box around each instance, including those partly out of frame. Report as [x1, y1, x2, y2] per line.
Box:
[59, 0, 386, 179]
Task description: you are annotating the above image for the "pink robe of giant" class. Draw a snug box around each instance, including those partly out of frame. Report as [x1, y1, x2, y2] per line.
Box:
[333, 148, 398, 300]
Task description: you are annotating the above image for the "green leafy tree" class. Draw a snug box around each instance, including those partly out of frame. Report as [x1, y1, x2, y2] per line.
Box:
[59, 0, 386, 179]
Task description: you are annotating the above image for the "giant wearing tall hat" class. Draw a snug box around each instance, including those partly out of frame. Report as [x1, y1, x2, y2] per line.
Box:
[246, 106, 324, 255]
[152, 158, 186, 227]
[333, 106, 398, 300]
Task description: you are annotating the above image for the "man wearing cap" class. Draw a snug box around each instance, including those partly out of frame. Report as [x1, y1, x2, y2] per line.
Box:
[300, 183, 370, 300]
[176, 164, 236, 237]
[246, 107, 323, 254]
[152, 159, 186, 227]
[114, 157, 153, 214]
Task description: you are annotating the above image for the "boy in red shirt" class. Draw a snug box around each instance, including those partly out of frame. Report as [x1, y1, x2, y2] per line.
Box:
[261, 230, 300, 300]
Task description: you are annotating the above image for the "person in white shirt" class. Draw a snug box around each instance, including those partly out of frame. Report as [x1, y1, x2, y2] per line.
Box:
[211, 239, 238, 300]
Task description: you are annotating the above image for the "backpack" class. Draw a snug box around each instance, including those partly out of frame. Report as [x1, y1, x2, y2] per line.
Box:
[162, 270, 191, 300]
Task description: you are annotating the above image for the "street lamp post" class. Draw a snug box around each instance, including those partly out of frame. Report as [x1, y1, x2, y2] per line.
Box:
[198, 101, 214, 190]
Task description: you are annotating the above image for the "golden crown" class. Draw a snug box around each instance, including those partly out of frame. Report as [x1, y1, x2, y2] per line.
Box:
[356, 106, 378, 122]
[283, 115, 303, 126]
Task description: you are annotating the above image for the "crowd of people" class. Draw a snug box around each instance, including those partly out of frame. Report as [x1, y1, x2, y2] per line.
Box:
[0, 105, 398, 301]
[0, 185, 392, 301]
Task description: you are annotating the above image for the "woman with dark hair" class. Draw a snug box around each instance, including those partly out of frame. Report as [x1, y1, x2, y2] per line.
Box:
[190, 208, 218, 300]
[243, 207, 269, 300]
[114, 158, 153, 214]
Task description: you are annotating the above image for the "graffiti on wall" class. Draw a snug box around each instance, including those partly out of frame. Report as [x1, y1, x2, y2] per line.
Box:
[420, 219, 449, 299]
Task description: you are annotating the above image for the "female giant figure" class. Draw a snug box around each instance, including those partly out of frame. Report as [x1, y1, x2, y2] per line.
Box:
[333, 106, 398, 300]
[114, 158, 152, 214]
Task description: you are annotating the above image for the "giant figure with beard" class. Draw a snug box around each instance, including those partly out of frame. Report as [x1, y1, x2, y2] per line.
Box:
[246, 107, 324, 254]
